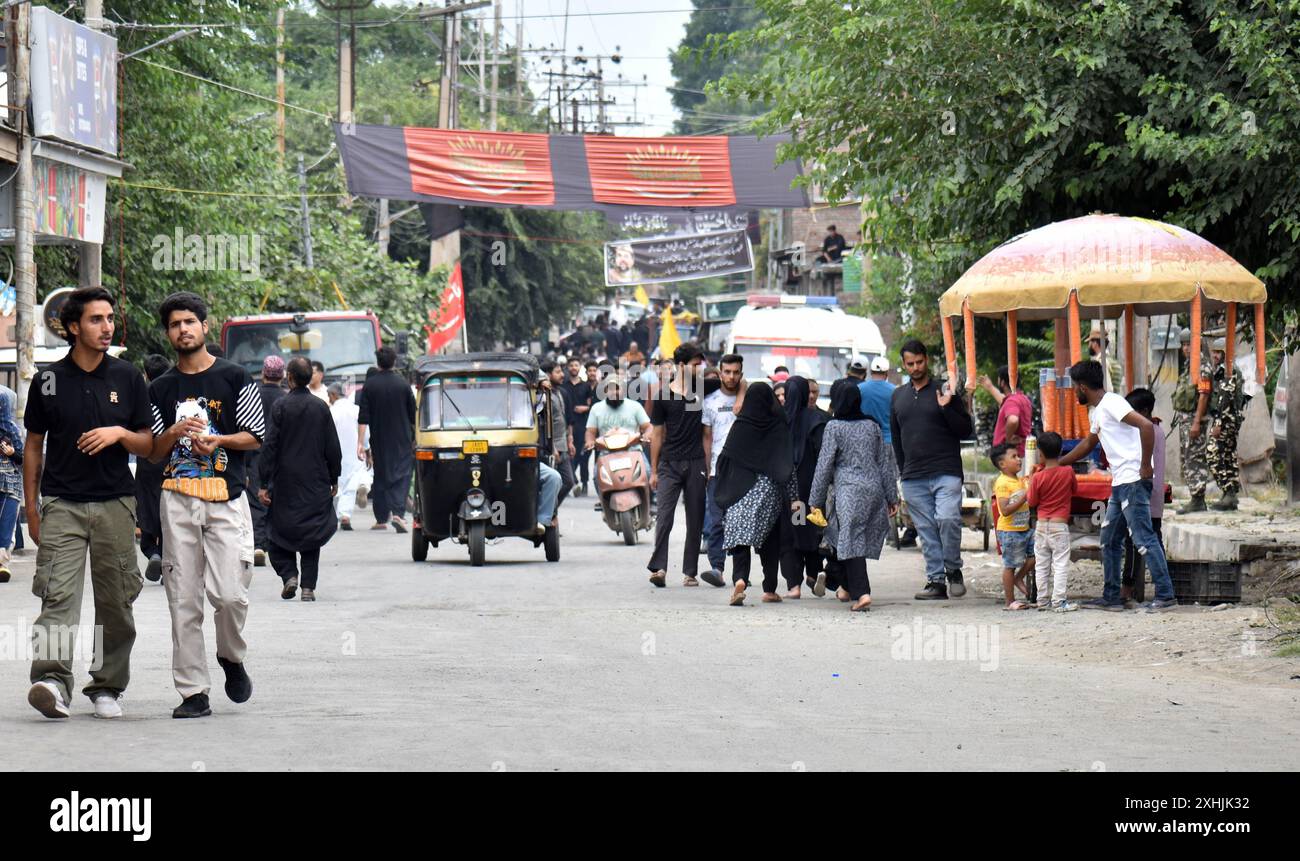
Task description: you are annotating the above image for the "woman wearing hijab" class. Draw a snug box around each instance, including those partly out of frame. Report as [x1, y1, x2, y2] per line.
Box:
[713, 382, 799, 606]
[780, 376, 830, 599]
[809, 380, 898, 611]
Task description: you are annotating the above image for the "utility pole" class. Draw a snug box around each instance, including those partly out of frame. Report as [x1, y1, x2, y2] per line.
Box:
[276, 8, 285, 160]
[571, 97, 579, 134]
[489, 1, 501, 131]
[514, 1, 523, 100]
[10, 2, 36, 414]
[79, 0, 105, 291]
[477, 17, 485, 117]
[297, 155, 314, 268]
[377, 113, 391, 256]
[596, 57, 606, 134]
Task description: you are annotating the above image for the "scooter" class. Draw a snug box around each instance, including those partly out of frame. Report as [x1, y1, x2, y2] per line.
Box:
[593, 430, 653, 545]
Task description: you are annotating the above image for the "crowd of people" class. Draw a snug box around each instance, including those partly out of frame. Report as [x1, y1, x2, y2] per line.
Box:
[8, 288, 1233, 721]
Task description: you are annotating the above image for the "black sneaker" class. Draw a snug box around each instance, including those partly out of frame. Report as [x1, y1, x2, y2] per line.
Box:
[945, 570, 966, 598]
[281, 576, 298, 600]
[145, 556, 162, 582]
[217, 656, 252, 704]
[915, 581, 948, 600]
[172, 693, 212, 719]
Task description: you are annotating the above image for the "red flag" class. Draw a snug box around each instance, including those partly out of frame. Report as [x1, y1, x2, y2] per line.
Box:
[426, 262, 465, 353]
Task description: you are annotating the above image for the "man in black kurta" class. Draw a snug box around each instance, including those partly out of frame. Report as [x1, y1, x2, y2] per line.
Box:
[356, 346, 416, 532]
[245, 355, 287, 567]
[258, 358, 342, 602]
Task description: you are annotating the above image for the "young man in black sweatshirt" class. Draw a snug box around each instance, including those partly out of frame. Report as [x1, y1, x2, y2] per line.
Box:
[890, 339, 974, 600]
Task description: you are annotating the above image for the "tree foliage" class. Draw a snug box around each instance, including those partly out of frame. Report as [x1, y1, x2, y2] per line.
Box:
[718, 0, 1300, 355]
[670, 1, 768, 134]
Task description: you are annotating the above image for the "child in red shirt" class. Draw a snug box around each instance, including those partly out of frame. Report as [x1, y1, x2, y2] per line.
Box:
[1027, 431, 1077, 611]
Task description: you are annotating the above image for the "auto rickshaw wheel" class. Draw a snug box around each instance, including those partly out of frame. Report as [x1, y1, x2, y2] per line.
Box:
[411, 527, 428, 562]
[619, 510, 637, 546]
[544, 523, 560, 562]
[468, 521, 486, 567]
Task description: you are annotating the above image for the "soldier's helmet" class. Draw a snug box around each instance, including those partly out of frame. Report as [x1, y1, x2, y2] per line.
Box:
[1178, 328, 1192, 344]
[1211, 337, 1227, 352]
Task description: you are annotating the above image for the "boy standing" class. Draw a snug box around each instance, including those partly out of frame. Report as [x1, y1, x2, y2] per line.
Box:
[149, 292, 266, 718]
[1026, 431, 1078, 611]
[990, 443, 1034, 609]
[1059, 361, 1177, 612]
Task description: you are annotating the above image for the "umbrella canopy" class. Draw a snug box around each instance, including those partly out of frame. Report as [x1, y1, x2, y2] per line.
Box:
[939, 214, 1266, 320]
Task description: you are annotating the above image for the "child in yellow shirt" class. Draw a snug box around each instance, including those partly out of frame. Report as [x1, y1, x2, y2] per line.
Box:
[991, 443, 1035, 609]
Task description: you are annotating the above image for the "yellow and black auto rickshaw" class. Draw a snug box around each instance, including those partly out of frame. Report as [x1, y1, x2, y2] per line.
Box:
[411, 352, 560, 566]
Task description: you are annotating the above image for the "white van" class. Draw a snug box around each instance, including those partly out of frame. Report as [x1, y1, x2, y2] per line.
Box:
[724, 296, 887, 406]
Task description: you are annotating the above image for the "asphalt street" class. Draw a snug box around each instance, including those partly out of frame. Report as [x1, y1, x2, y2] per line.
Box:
[1, 495, 1297, 771]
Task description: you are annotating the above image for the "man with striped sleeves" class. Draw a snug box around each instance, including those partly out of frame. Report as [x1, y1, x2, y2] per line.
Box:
[148, 292, 266, 719]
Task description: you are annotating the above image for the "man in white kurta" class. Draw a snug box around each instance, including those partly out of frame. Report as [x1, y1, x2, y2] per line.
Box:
[328, 384, 371, 528]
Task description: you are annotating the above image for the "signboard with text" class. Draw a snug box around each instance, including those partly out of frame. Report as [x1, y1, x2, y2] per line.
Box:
[604, 229, 754, 287]
[30, 6, 119, 154]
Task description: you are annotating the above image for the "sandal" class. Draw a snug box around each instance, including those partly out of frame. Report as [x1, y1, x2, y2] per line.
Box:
[649, 570, 667, 588]
[1003, 600, 1032, 611]
[683, 576, 699, 587]
[729, 581, 747, 606]
[836, 587, 851, 602]
[761, 593, 782, 603]
[850, 595, 872, 612]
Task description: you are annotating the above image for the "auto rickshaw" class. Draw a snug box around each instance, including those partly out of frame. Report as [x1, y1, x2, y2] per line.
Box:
[410, 352, 560, 566]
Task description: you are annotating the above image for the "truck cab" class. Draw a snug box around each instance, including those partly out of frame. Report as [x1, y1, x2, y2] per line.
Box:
[221, 311, 383, 389]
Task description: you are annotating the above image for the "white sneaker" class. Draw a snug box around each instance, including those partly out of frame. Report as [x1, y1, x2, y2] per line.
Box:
[28, 681, 70, 719]
[92, 693, 123, 719]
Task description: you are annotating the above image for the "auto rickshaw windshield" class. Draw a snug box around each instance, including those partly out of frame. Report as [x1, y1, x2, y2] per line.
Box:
[420, 374, 536, 430]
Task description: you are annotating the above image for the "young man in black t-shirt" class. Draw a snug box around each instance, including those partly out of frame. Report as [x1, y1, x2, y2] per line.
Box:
[24, 288, 154, 721]
[148, 292, 265, 719]
[646, 343, 712, 587]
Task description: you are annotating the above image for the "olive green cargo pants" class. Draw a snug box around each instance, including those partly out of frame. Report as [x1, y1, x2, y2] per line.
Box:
[29, 496, 143, 703]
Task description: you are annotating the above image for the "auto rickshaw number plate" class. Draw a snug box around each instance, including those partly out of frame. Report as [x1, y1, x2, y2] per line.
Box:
[462, 440, 489, 454]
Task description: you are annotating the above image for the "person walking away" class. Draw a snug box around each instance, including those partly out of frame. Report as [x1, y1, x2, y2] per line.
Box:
[1173, 328, 1212, 513]
[1026, 431, 1077, 611]
[890, 339, 974, 600]
[258, 358, 342, 602]
[714, 382, 798, 605]
[808, 381, 898, 612]
[307, 360, 329, 402]
[329, 382, 369, 530]
[647, 343, 708, 588]
[149, 291, 265, 718]
[561, 357, 593, 496]
[137, 353, 172, 582]
[621, 341, 646, 369]
[990, 443, 1035, 609]
[1206, 338, 1248, 511]
[858, 356, 896, 463]
[979, 365, 1034, 457]
[246, 355, 286, 566]
[0, 388, 21, 583]
[1058, 360, 1177, 612]
[1120, 388, 1166, 606]
[780, 375, 831, 599]
[357, 347, 415, 532]
[25, 287, 154, 719]
[539, 362, 576, 511]
[700, 354, 744, 587]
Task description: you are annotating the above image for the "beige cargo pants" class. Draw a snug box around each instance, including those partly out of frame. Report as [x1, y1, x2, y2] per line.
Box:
[160, 491, 255, 698]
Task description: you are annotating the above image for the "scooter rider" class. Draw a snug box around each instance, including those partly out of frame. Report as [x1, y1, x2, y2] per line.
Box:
[584, 377, 652, 468]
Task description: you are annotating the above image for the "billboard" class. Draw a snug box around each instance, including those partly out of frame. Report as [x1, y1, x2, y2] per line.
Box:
[30, 6, 119, 154]
[604, 229, 754, 287]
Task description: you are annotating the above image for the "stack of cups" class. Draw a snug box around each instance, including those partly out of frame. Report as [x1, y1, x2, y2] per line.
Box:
[1059, 370, 1074, 438]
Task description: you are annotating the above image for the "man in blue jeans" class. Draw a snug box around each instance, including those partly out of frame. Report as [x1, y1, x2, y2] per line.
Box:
[1058, 360, 1177, 611]
[890, 339, 974, 600]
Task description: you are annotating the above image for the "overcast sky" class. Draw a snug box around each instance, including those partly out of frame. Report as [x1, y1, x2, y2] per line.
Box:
[382, 0, 696, 135]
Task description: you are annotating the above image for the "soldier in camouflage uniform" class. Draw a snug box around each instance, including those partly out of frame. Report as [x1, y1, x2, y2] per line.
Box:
[1206, 337, 1248, 510]
[1173, 329, 1213, 513]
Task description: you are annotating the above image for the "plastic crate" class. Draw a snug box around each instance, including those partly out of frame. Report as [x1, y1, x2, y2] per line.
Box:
[1168, 561, 1242, 605]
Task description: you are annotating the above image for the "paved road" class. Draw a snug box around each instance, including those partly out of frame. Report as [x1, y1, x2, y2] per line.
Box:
[2, 496, 1297, 771]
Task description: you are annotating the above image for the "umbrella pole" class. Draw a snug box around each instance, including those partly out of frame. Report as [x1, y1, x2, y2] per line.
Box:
[1191, 290, 1204, 392]
[942, 314, 958, 389]
[1006, 310, 1018, 390]
[963, 299, 976, 394]
[1124, 304, 1135, 392]
[1225, 302, 1237, 369]
[1068, 292, 1087, 435]
[1255, 302, 1266, 385]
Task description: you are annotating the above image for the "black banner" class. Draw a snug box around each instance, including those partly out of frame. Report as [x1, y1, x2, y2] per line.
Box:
[604, 229, 753, 287]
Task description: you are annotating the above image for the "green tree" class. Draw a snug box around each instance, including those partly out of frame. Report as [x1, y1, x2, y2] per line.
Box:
[719, 0, 1300, 359]
[671, 0, 767, 134]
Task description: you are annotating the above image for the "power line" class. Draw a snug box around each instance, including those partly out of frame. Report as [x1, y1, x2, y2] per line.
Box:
[127, 56, 334, 120]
